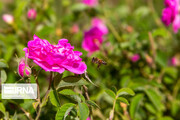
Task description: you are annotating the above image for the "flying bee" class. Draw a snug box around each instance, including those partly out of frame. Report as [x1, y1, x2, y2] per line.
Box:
[92, 57, 107, 68]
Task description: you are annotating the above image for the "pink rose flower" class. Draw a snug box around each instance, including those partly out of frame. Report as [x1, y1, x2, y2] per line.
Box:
[82, 27, 104, 54]
[172, 15, 180, 33]
[91, 18, 108, 35]
[27, 9, 37, 20]
[131, 54, 140, 62]
[86, 117, 91, 120]
[164, 0, 176, 7]
[82, 0, 98, 7]
[2, 14, 14, 24]
[170, 57, 178, 66]
[18, 58, 31, 77]
[162, 0, 180, 33]
[24, 35, 87, 74]
[162, 8, 175, 26]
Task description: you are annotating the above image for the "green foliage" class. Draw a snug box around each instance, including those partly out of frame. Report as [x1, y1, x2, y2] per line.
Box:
[50, 90, 60, 107]
[130, 94, 144, 119]
[58, 76, 89, 88]
[78, 102, 89, 120]
[55, 103, 75, 120]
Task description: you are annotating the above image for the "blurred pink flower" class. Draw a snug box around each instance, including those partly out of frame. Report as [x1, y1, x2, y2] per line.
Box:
[162, 8, 176, 26]
[131, 54, 140, 62]
[170, 57, 178, 66]
[24, 35, 87, 74]
[2, 14, 14, 24]
[82, 27, 104, 54]
[82, 0, 98, 7]
[92, 18, 108, 35]
[71, 24, 79, 34]
[165, 0, 177, 7]
[18, 58, 31, 77]
[162, 0, 180, 33]
[27, 9, 37, 20]
[86, 117, 91, 120]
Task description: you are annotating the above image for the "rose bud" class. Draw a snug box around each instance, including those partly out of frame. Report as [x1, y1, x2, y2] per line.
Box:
[27, 9, 37, 20]
[18, 58, 31, 77]
[2, 14, 14, 25]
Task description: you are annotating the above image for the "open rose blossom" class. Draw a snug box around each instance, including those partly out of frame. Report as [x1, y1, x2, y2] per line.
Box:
[23, 35, 87, 74]
[82, 27, 104, 54]
[162, 0, 180, 33]
[2, 14, 14, 24]
[18, 58, 31, 77]
[92, 18, 108, 35]
[82, 0, 98, 7]
[131, 54, 140, 62]
[27, 9, 37, 20]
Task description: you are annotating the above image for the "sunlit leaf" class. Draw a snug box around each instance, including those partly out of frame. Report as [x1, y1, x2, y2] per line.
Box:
[1, 69, 7, 83]
[0, 102, 6, 115]
[117, 88, 135, 97]
[117, 97, 129, 105]
[59, 89, 77, 96]
[105, 89, 116, 99]
[50, 90, 60, 107]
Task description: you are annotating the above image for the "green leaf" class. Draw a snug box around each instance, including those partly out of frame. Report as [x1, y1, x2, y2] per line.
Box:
[58, 76, 89, 88]
[86, 100, 100, 109]
[171, 99, 180, 116]
[159, 116, 174, 120]
[71, 3, 87, 11]
[130, 94, 144, 119]
[164, 67, 178, 79]
[145, 103, 156, 114]
[105, 89, 116, 99]
[117, 97, 129, 105]
[79, 94, 86, 103]
[78, 102, 89, 120]
[117, 88, 135, 97]
[11, 112, 17, 120]
[155, 51, 168, 67]
[0, 59, 8, 68]
[59, 89, 77, 96]
[55, 103, 75, 120]
[1, 70, 7, 83]
[145, 89, 164, 112]
[50, 90, 60, 107]
[53, 73, 63, 89]
[0, 102, 6, 115]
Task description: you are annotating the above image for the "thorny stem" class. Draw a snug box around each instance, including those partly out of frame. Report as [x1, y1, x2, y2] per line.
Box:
[35, 72, 53, 120]
[83, 85, 93, 120]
